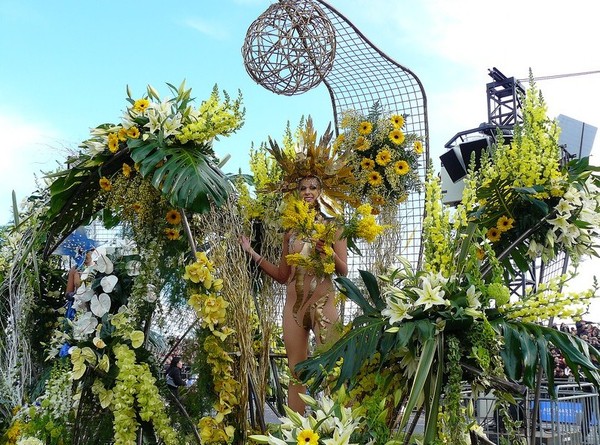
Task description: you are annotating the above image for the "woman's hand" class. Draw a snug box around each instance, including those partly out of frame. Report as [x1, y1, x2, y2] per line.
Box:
[239, 235, 252, 254]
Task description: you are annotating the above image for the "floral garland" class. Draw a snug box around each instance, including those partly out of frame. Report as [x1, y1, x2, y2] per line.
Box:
[335, 102, 423, 211]
[183, 252, 239, 444]
[43, 249, 178, 445]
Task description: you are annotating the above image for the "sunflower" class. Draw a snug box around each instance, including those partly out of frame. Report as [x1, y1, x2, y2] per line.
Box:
[496, 215, 514, 232]
[108, 133, 119, 153]
[117, 127, 128, 141]
[391, 114, 405, 128]
[394, 160, 410, 175]
[122, 163, 132, 178]
[375, 149, 392, 166]
[297, 429, 319, 445]
[127, 126, 140, 139]
[389, 129, 405, 145]
[166, 209, 182, 225]
[370, 194, 386, 206]
[358, 121, 373, 135]
[486, 227, 501, 242]
[361, 158, 375, 170]
[133, 98, 150, 112]
[99, 177, 112, 191]
[367, 171, 383, 186]
[414, 140, 423, 154]
[164, 228, 180, 240]
[355, 136, 370, 151]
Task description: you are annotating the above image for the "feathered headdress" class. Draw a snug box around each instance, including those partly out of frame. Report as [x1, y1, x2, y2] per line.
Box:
[264, 117, 354, 214]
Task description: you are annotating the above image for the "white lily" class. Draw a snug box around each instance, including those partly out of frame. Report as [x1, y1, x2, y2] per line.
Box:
[382, 296, 413, 324]
[413, 277, 447, 311]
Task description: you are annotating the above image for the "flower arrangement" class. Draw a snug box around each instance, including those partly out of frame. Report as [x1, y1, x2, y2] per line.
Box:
[468, 78, 600, 269]
[336, 102, 423, 211]
[183, 251, 239, 444]
[42, 247, 179, 445]
[296, 79, 600, 444]
[249, 393, 361, 445]
[281, 197, 386, 276]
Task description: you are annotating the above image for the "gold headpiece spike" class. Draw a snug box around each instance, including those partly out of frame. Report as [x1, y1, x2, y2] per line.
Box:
[263, 116, 354, 213]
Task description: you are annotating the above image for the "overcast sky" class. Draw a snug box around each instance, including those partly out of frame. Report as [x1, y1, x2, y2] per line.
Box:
[1, 0, 599, 315]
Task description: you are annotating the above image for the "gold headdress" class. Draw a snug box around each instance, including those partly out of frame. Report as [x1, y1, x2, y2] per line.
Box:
[265, 117, 354, 214]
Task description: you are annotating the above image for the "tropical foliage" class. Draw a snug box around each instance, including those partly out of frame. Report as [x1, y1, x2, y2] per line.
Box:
[296, 80, 600, 443]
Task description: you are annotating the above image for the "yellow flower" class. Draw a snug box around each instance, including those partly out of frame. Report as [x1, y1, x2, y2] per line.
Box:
[476, 247, 485, 260]
[323, 262, 335, 274]
[166, 209, 182, 225]
[99, 177, 112, 191]
[107, 132, 119, 153]
[367, 171, 383, 186]
[164, 228, 180, 240]
[127, 126, 140, 139]
[131, 202, 142, 213]
[297, 429, 319, 445]
[414, 140, 424, 154]
[361, 157, 375, 170]
[355, 136, 370, 151]
[389, 129, 405, 145]
[496, 215, 514, 232]
[375, 149, 392, 166]
[486, 227, 501, 242]
[358, 121, 373, 135]
[370, 194, 386, 206]
[122, 163, 132, 178]
[391, 114, 405, 128]
[117, 127, 128, 141]
[394, 160, 410, 175]
[133, 98, 150, 112]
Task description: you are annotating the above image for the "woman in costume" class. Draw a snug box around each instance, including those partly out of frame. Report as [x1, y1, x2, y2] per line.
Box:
[240, 118, 353, 413]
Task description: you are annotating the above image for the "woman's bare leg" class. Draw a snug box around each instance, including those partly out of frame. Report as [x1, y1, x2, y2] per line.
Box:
[283, 306, 309, 414]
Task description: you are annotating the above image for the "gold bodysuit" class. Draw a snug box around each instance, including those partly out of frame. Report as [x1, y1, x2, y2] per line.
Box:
[287, 233, 335, 342]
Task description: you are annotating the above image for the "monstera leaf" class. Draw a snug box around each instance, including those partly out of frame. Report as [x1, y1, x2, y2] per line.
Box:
[129, 138, 232, 213]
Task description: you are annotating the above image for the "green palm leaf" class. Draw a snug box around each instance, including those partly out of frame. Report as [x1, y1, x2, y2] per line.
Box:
[129, 140, 232, 213]
[493, 319, 600, 397]
[42, 151, 128, 257]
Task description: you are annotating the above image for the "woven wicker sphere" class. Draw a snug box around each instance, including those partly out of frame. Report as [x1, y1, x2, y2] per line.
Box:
[242, 0, 336, 96]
